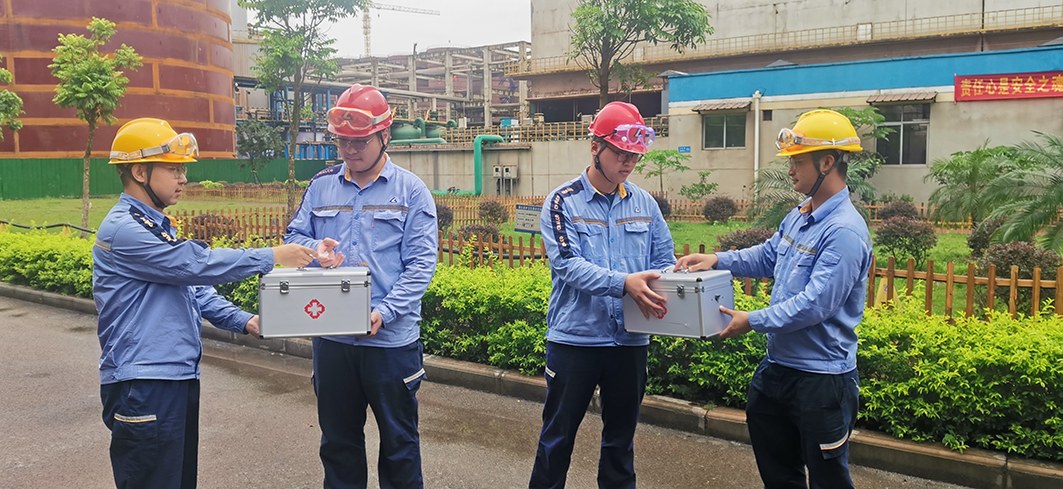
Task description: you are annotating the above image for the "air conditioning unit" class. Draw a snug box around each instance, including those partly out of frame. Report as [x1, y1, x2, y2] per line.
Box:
[503, 166, 518, 179]
[492, 165, 503, 177]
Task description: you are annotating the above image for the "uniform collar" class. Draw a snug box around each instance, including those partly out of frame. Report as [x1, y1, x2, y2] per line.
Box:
[338, 156, 395, 186]
[797, 187, 850, 225]
[120, 193, 169, 227]
[580, 169, 628, 202]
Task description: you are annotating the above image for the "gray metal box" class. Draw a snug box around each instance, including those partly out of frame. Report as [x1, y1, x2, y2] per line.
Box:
[623, 269, 735, 339]
[258, 267, 372, 338]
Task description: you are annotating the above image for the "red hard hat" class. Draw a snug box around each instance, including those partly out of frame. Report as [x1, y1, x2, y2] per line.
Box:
[588, 101, 654, 154]
[327, 84, 394, 138]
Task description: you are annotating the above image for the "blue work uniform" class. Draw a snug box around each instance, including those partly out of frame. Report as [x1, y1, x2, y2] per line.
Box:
[715, 187, 872, 489]
[93, 193, 276, 489]
[530, 171, 675, 489]
[284, 158, 438, 489]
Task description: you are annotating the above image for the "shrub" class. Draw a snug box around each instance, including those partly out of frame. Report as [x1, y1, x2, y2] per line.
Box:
[979, 242, 1060, 313]
[653, 194, 672, 219]
[716, 227, 774, 251]
[0, 230, 93, 297]
[459, 224, 500, 241]
[968, 215, 1009, 258]
[199, 180, 226, 189]
[478, 200, 508, 226]
[184, 213, 240, 242]
[702, 196, 739, 224]
[436, 203, 454, 230]
[876, 200, 921, 221]
[874, 217, 937, 265]
[486, 319, 547, 376]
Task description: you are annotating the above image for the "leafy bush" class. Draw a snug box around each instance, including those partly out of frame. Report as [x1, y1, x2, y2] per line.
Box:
[702, 196, 739, 224]
[653, 194, 672, 219]
[436, 203, 454, 230]
[199, 180, 226, 189]
[979, 242, 1060, 313]
[876, 199, 921, 221]
[717, 227, 774, 251]
[859, 289, 1063, 460]
[0, 230, 93, 297]
[678, 170, 718, 202]
[968, 215, 1009, 258]
[478, 200, 508, 226]
[486, 320, 547, 376]
[459, 224, 500, 241]
[874, 217, 938, 265]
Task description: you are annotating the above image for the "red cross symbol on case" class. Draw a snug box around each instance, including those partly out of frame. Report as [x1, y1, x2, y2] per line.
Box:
[304, 299, 325, 319]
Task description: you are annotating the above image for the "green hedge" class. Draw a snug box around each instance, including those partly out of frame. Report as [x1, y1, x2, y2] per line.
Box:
[1, 228, 1061, 461]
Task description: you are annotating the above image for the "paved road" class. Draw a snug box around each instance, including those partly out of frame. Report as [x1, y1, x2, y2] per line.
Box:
[0, 295, 969, 488]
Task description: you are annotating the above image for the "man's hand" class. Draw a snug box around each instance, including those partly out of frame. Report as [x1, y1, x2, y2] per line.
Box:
[624, 271, 667, 320]
[368, 311, 383, 336]
[674, 253, 718, 272]
[272, 244, 318, 268]
[718, 306, 752, 339]
[316, 238, 345, 268]
[244, 315, 261, 337]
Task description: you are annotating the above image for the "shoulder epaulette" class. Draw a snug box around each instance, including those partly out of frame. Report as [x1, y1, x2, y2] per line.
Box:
[311, 164, 343, 181]
[128, 207, 183, 247]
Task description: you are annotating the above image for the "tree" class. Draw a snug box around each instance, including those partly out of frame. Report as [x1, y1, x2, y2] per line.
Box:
[569, 0, 712, 108]
[49, 18, 141, 231]
[235, 119, 283, 184]
[634, 149, 689, 195]
[678, 170, 718, 202]
[924, 144, 1020, 229]
[0, 58, 23, 141]
[749, 106, 891, 229]
[986, 132, 1063, 250]
[240, 0, 363, 216]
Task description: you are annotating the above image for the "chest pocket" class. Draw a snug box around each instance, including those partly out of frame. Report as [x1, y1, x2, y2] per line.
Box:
[311, 208, 348, 239]
[777, 241, 816, 294]
[370, 210, 407, 251]
[572, 222, 604, 261]
[622, 221, 650, 258]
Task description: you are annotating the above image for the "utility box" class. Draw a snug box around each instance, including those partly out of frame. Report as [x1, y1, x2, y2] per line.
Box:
[258, 267, 372, 338]
[623, 269, 734, 339]
[492, 165, 503, 177]
[502, 166, 518, 179]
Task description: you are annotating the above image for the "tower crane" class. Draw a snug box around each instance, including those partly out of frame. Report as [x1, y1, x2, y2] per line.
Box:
[363, 3, 441, 57]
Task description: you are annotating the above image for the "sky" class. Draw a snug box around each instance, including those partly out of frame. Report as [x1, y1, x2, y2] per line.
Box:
[320, 0, 532, 59]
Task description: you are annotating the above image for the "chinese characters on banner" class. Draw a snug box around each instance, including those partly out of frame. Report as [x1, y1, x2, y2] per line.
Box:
[955, 71, 1063, 101]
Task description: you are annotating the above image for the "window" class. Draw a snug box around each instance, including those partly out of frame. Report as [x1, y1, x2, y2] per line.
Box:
[877, 104, 929, 165]
[702, 113, 746, 149]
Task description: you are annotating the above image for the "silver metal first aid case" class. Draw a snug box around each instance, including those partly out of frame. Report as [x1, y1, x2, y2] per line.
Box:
[623, 269, 735, 339]
[258, 267, 372, 338]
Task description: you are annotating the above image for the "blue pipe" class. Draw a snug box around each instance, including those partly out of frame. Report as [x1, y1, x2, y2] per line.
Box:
[473, 134, 503, 196]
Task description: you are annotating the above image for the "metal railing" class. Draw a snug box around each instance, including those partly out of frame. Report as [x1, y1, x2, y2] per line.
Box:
[442, 116, 670, 144]
[506, 5, 1063, 76]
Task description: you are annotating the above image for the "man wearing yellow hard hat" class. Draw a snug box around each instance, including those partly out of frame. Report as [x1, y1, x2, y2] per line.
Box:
[93, 118, 317, 489]
[676, 109, 873, 488]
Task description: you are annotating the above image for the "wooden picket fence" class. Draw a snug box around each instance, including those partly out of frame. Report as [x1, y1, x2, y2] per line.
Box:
[169, 206, 1061, 318]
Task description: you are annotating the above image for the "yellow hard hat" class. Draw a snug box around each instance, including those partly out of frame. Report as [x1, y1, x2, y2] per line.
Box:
[109, 118, 198, 165]
[775, 109, 863, 157]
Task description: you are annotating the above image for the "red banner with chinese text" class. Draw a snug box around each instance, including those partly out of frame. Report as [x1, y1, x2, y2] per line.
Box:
[955, 71, 1063, 101]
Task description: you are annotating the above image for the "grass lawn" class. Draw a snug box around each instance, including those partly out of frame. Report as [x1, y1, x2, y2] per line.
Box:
[0, 196, 284, 230]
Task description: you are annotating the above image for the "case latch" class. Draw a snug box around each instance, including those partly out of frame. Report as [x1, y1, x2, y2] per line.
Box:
[676, 284, 685, 298]
[280, 281, 289, 294]
[341, 280, 351, 293]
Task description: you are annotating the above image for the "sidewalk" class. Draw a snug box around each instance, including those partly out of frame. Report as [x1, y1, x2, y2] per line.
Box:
[3, 282, 1060, 489]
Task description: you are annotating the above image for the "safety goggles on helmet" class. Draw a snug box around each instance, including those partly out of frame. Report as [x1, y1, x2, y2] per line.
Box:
[109, 133, 199, 162]
[607, 124, 656, 147]
[327, 106, 391, 131]
[776, 128, 860, 152]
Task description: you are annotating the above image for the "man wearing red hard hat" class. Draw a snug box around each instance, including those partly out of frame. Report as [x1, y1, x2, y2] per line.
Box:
[529, 101, 676, 488]
[284, 84, 439, 489]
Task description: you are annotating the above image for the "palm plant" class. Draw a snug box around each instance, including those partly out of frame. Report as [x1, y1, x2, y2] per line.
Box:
[986, 132, 1063, 251]
[924, 144, 1020, 229]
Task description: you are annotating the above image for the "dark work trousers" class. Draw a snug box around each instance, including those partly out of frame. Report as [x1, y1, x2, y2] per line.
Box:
[746, 360, 860, 489]
[100, 379, 201, 489]
[312, 338, 426, 489]
[529, 341, 648, 489]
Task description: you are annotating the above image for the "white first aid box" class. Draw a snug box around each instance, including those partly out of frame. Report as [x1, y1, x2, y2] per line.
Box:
[258, 267, 372, 338]
[623, 269, 735, 339]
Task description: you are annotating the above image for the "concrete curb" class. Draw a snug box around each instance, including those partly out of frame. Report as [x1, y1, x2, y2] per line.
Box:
[4, 283, 1061, 489]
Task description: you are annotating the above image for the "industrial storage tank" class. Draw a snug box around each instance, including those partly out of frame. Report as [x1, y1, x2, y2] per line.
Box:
[0, 0, 235, 158]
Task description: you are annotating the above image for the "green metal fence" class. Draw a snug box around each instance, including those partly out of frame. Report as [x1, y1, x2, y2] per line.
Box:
[0, 158, 330, 200]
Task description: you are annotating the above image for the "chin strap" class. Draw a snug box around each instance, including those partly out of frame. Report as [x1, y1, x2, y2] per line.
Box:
[352, 132, 388, 178]
[804, 155, 832, 199]
[139, 163, 168, 210]
[593, 146, 619, 187]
